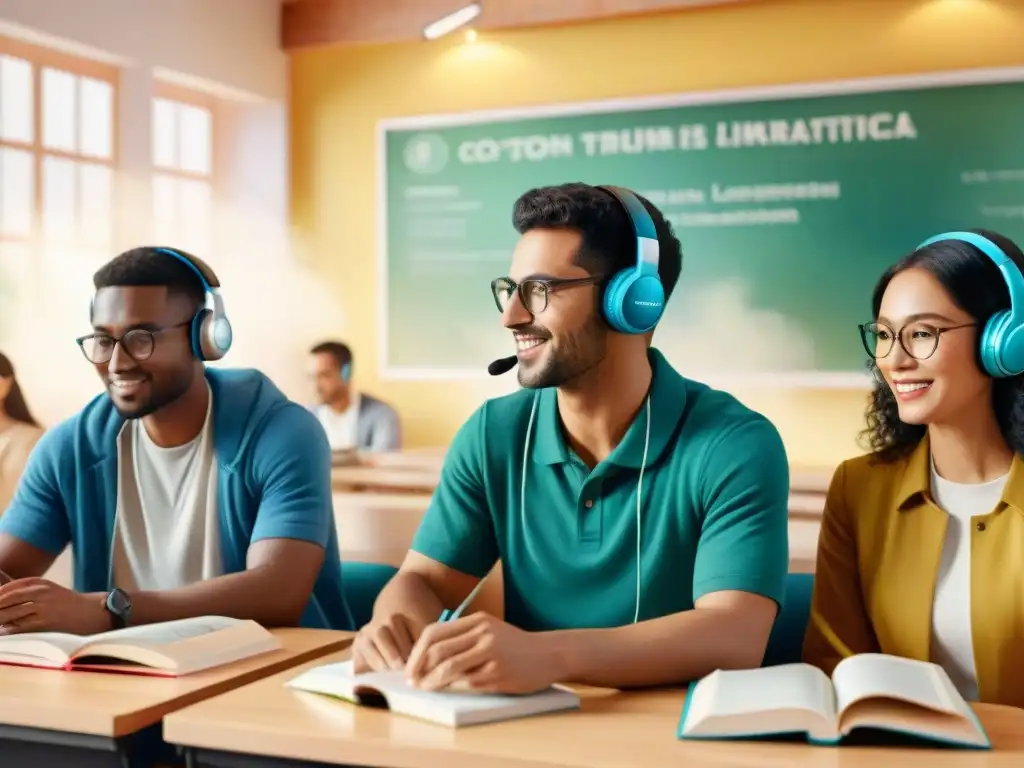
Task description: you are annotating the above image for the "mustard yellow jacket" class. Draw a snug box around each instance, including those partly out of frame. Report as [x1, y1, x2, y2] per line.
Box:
[803, 437, 1024, 707]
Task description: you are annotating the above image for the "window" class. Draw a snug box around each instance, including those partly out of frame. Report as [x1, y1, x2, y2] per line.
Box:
[0, 37, 117, 319]
[152, 84, 214, 255]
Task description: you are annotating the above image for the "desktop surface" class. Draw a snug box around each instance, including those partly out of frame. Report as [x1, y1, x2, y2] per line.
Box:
[164, 650, 1024, 768]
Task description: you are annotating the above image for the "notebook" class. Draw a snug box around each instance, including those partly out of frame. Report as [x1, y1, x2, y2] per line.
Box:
[678, 653, 989, 749]
[0, 616, 282, 676]
[286, 660, 581, 727]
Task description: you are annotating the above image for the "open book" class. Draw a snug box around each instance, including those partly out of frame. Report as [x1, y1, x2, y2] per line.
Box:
[0, 616, 282, 676]
[678, 654, 989, 749]
[286, 660, 580, 727]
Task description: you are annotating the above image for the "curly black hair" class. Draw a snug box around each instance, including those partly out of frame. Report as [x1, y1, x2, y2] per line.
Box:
[862, 228, 1024, 461]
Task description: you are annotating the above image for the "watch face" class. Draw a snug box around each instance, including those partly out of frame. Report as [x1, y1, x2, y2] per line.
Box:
[108, 589, 131, 614]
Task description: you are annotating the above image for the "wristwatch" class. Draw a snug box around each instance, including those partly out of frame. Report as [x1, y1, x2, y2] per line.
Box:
[104, 588, 132, 629]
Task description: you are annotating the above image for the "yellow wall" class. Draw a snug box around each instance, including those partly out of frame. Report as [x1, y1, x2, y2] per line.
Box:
[289, 0, 1024, 468]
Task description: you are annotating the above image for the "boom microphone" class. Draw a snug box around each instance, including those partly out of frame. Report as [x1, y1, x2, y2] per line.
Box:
[488, 355, 518, 376]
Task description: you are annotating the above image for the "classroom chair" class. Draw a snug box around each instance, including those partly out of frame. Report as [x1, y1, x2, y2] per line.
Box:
[341, 561, 399, 628]
[762, 572, 814, 667]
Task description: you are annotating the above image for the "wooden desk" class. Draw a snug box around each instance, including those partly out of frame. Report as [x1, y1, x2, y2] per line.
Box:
[332, 467, 441, 494]
[334, 461, 833, 497]
[790, 466, 834, 494]
[165, 651, 1024, 768]
[0, 628, 352, 768]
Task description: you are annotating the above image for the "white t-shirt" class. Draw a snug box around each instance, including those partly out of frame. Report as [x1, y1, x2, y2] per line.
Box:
[113, 382, 223, 591]
[929, 459, 1007, 701]
[315, 392, 361, 450]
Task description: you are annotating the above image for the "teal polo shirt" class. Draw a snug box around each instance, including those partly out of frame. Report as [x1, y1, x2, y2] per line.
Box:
[411, 348, 790, 631]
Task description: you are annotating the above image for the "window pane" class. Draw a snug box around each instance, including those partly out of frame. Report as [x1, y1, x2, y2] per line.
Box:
[0, 56, 33, 143]
[152, 173, 178, 243]
[152, 98, 177, 168]
[179, 105, 212, 175]
[42, 68, 77, 152]
[42, 155, 77, 239]
[179, 178, 212, 252]
[0, 148, 34, 238]
[0, 242, 31, 315]
[79, 77, 113, 159]
[79, 163, 112, 246]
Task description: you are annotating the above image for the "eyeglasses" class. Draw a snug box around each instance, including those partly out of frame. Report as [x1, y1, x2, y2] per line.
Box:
[858, 321, 976, 361]
[76, 321, 191, 364]
[490, 275, 605, 315]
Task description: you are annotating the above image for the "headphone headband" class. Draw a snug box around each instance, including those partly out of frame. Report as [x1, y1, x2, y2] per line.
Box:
[915, 230, 1024, 377]
[597, 185, 660, 276]
[152, 247, 222, 289]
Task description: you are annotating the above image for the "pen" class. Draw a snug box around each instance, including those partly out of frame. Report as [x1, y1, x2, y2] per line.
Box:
[437, 577, 488, 623]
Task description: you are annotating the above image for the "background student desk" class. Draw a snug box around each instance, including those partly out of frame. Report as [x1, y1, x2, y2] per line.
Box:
[333, 491, 826, 572]
[163, 649, 1024, 768]
[0, 628, 352, 768]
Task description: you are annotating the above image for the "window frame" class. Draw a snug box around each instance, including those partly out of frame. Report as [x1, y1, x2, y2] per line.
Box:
[151, 81, 217, 254]
[0, 35, 119, 244]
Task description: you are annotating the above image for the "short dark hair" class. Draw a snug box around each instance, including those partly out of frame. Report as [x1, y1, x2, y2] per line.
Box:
[311, 340, 353, 371]
[863, 228, 1024, 461]
[92, 246, 206, 312]
[512, 183, 683, 302]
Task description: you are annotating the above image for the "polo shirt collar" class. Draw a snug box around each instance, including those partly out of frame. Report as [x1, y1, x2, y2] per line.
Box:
[896, 435, 1024, 513]
[531, 348, 686, 469]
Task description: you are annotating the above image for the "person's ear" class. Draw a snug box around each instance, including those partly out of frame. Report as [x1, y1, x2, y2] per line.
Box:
[0, 376, 11, 403]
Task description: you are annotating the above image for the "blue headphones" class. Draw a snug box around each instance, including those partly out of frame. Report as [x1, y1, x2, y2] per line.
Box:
[597, 186, 665, 334]
[917, 231, 1024, 378]
[340, 362, 351, 382]
[153, 247, 233, 362]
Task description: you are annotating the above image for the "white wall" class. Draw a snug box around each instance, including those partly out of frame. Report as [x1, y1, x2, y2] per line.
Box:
[0, 0, 286, 99]
[0, 0, 346, 425]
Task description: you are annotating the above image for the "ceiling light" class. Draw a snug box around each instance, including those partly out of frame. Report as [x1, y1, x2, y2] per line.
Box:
[423, 3, 482, 40]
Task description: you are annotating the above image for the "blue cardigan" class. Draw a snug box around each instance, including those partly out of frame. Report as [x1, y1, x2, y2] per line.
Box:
[0, 367, 353, 630]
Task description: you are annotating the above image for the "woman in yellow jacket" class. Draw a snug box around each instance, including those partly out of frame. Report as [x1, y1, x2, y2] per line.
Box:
[803, 229, 1024, 708]
[0, 351, 42, 513]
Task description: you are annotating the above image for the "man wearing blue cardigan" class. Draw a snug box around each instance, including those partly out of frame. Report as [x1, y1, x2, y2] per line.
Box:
[0, 246, 352, 635]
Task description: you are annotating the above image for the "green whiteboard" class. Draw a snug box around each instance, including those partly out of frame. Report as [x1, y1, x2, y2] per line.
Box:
[378, 68, 1024, 386]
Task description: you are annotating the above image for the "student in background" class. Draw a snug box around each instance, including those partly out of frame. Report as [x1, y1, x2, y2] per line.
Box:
[309, 340, 401, 452]
[804, 229, 1024, 708]
[0, 351, 43, 513]
[0, 247, 351, 634]
[353, 183, 790, 693]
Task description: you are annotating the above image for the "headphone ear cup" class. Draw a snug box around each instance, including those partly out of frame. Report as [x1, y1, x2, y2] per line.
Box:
[191, 309, 231, 362]
[979, 310, 1021, 378]
[602, 270, 636, 333]
[190, 310, 211, 361]
[620, 275, 665, 333]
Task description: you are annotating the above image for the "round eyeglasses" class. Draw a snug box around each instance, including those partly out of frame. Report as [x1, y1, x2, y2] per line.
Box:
[490, 275, 605, 315]
[76, 321, 191, 364]
[859, 321, 976, 361]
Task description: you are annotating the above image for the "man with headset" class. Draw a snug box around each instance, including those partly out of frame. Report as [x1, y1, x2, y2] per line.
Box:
[0, 246, 352, 634]
[353, 183, 791, 692]
[308, 340, 402, 452]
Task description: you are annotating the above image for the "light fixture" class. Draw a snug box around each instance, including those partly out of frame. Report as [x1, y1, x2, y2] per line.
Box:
[423, 3, 482, 40]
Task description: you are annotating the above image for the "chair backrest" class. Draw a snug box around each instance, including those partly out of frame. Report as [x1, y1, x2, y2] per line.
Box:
[762, 572, 814, 667]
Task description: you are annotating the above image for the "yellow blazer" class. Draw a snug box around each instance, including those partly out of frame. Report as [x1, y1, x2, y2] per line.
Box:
[803, 437, 1024, 707]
